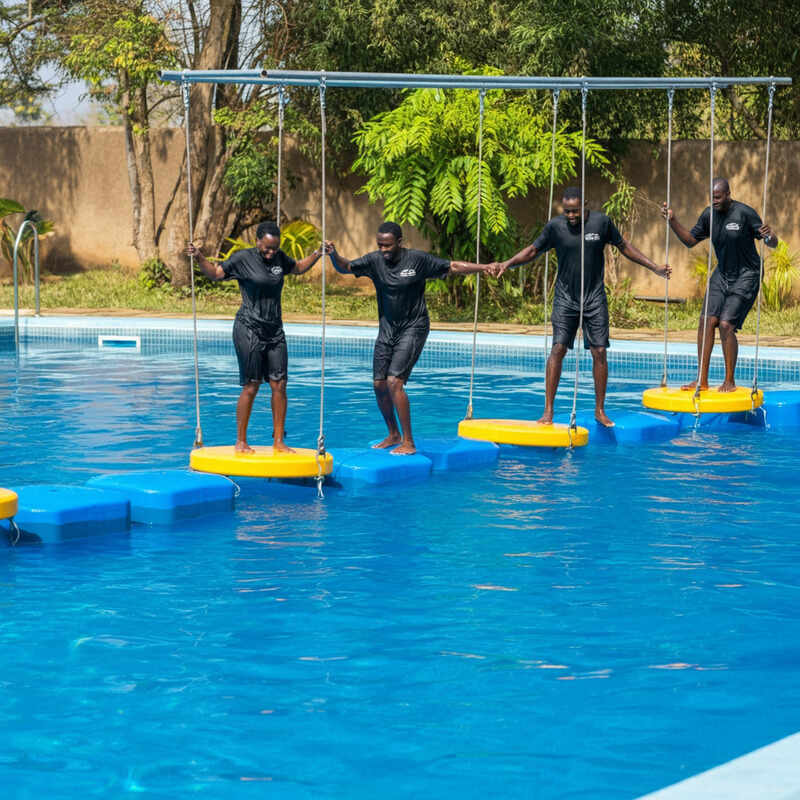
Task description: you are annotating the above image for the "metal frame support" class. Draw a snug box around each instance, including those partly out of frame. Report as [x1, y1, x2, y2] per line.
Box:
[13, 219, 40, 351]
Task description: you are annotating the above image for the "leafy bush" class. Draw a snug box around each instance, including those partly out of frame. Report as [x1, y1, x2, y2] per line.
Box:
[138, 257, 171, 290]
[606, 279, 648, 327]
[0, 199, 55, 283]
[763, 241, 799, 311]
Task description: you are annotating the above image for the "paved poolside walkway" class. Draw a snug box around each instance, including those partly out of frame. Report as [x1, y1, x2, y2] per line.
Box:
[7, 307, 800, 349]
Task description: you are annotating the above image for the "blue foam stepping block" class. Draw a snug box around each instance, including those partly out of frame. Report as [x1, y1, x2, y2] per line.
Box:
[759, 390, 800, 430]
[415, 437, 499, 471]
[328, 447, 432, 487]
[576, 411, 680, 445]
[5, 484, 130, 543]
[87, 469, 235, 524]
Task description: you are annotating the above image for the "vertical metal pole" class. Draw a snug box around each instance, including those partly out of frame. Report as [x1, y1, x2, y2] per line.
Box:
[183, 77, 203, 448]
[695, 82, 717, 402]
[33, 224, 40, 316]
[276, 85, 286, 225]
[466, 88, 486, 420]
[752, 81, 775, 405]
[316, 74, 328, 498]
[570, 83, 588, 435]
[543, 88, 560, 367]
[661, 88, 674, 386]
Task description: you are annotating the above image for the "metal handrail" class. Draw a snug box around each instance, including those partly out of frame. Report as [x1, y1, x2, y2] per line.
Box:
[13, 219, 40, 350]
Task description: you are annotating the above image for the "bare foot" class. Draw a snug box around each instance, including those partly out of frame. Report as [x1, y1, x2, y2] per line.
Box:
[273, 441, 295, 454]
[536, 413, 554, 425]
[235, 440, 255, 453]
[391, 441, 417, 456]
[372, 433, 402, 449]
[680, 380, 708, 392]
[595, 410, 615, 428]
[717, 381, 737, 393]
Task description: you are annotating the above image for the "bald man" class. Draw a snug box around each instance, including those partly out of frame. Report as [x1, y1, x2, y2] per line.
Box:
[663, 178, 778, 392]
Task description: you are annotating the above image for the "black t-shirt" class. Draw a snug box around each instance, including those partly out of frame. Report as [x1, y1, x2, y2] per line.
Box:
[690, 200, 763, 281]
[533, 211, 624, 305]
[221, 248, 296, 332]
[350, 248, 451, 337]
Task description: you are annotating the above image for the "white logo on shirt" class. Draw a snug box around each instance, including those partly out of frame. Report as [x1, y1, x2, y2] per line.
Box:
[270, 265, 282, 276]
[725, 222, 740, 231]
[584, 232, 601, 241]
[399, 268, 417, 278]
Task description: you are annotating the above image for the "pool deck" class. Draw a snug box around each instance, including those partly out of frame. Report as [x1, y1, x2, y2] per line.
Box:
[637, 732, 800, 799]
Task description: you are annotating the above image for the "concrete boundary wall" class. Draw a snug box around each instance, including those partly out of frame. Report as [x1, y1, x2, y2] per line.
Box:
[1, 126, 798, 299]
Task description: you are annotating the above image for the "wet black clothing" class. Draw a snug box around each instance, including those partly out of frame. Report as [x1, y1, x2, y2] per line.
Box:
[690, 201, 763, 282]
[221, 247, 296, 384]
[350, 249, 451, 380]
[350, 249, 451, 337]
[691, 201, 764, 331]
[533, 211, 624, 306]
[534, 211, 623, 350]
[551, 295, 610, 350]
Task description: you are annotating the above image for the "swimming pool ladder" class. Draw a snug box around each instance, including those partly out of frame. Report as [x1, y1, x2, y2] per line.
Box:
[12, 218, 40, 349]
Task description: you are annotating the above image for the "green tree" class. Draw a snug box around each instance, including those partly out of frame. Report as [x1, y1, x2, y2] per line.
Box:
[352, 73, 608, 265]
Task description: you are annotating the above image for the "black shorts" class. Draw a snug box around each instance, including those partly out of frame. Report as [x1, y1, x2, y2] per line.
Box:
[551, 294, 609, 350]
[232, 320, 288, 385]
[373, 325, 429, 382]
[702, 269, 758, 332]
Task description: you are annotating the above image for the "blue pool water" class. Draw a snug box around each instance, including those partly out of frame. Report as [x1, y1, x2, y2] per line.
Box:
[2, 341, 800, 798]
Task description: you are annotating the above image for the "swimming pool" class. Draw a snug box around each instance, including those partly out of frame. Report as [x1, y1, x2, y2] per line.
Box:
[3, 318, 800, 798]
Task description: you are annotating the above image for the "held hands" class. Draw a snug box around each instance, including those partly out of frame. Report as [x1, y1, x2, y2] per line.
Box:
[485, 261, 507, 278]
[314, 240, 335, 257]
[654, 264, 672, 279]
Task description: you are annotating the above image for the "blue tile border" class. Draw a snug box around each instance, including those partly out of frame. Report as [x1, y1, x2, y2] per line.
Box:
[2, 314, 800, 384]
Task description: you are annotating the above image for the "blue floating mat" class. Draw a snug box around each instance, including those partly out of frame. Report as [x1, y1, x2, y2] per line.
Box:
[328, 447, 432, 487]
[759, 390, 800, 430]
[87, 469, 235, 524]
[414, 437, 499, 471]
[4, 484, 130, 543]
[577, 410, 681, 445]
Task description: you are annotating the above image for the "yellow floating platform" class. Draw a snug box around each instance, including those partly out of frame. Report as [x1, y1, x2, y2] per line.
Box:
[458, 419, 589, 448]
[190, 446, 334, 478]
[642, 386, 763, 414]
[0, 488, 18, 520]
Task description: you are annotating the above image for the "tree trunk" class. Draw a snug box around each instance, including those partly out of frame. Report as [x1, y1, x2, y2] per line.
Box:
[161, 0, 241, 286]
[132, 86, 158, 262]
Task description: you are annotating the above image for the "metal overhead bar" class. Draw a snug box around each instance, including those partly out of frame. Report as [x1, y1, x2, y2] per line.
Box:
[160, 69, 792, 91]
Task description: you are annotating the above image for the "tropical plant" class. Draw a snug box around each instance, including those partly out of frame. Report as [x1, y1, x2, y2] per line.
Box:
[762, 241, 800, 311]
[0, 199, 54, 283]
[209, 220, 321, 265]
[352, 67, 608, 307]
[602, 175, 639, 288]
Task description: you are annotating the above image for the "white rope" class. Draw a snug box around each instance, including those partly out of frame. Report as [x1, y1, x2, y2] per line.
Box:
[543, 89, 560, 375]
[276, 85, 286, 225]
[695, 83, 717, 403]
[751, 81, 775, 407]
[465, 88, 486, 420]
[315, 75, 328, 498]
[569, 84, 588, 438]
[183, 76, 203, 448]
[661, 88, 674, 387]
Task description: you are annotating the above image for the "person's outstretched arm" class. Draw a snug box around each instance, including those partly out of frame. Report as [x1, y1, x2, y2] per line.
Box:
[662, 203, 700, 248]
[495, 244, 541, 277]
[448, 260, 501, 275]
[328, 244, 355, 275]
[617, 240, 671, 278]
[185, 243, 225, 280]
[291, 241, 333, 275]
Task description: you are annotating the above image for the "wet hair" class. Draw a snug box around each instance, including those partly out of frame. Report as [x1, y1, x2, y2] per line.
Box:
[562, 187, 582, 202]
[256, 221, 281, 240]
[377, 221, 403, 240]
[712, 177, 730, 193]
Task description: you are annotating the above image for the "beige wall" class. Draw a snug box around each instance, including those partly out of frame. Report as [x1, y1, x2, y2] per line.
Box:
[1, 127, 796, 298]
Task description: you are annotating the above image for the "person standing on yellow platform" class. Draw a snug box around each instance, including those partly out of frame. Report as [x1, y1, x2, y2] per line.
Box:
[187, 222, 329, 453]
